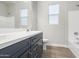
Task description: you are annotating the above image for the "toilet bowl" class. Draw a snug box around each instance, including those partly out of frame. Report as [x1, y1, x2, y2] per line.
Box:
[43, 39, 48, 50]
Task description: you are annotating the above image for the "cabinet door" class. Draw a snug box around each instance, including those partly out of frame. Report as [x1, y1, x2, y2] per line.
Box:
[11, 38, 30, 58]
[30, 39, 43, 58]
[0, 41, 25, 58]
[0, 38, 29, 58]
[30, 33, 43, 46]
[36, 39, 43, 57]
[20, 51, 29, 58]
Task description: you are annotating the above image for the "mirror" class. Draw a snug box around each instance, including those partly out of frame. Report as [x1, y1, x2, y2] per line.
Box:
[0, 1, 28, 28]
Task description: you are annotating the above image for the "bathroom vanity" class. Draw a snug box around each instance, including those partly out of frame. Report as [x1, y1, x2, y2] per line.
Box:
[0, 31, 43, 58]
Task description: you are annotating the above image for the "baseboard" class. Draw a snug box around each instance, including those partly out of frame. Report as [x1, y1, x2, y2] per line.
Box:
[47, 44, 68, 48]
[68, 47, 78, 58]
[68, 43, 79, 58]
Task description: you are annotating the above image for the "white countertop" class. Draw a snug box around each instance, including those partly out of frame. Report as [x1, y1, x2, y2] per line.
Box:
[0, 31, 42, 49]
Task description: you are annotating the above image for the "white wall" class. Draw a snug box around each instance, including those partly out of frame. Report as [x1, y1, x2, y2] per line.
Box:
[37, 1, 67, 46]
[0, 2, 7, 16]
[31, 1, 38, 30]
[27, 1, 38, 30]
[68, 11, 79, 57]
[0, 28, 25, 33]
[37, 1, 79, 46]
[0, 16, 15, 28]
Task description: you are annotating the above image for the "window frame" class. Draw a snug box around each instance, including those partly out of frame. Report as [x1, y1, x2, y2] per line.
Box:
[20, 8, 28, 26]
[48, 4, 60, 25]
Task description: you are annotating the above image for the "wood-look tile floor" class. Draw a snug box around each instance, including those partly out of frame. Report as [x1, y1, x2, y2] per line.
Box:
[42, 46, 76, 58]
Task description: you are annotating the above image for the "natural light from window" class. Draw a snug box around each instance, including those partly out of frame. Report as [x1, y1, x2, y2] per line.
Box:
[20, 8, 28, 25]
[49, 4, 59, 24]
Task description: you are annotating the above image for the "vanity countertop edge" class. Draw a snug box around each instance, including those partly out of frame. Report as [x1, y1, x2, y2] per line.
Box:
[0, 31, 42, 49]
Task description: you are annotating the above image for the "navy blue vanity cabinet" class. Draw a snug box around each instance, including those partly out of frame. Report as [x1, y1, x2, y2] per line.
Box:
[0, 32, 43, 58]
[12, 38, 30, 58]
[0, 38, 30, 58]
[20, 32, 43, 58]
[29, 33, 43, 58]
[29, 39, 43, 58]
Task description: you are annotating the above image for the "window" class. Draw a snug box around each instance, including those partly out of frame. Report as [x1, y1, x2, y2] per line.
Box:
[49, 4, 59, 24]
[20, 8, 28, 25]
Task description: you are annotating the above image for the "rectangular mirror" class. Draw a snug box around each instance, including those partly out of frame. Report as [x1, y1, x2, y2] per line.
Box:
[0, 1, 28, 28]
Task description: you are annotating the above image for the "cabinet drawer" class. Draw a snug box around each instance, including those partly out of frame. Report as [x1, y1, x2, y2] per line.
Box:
[19, 51, 29, 58]
[0, 38, 29, 58]
[12, 46, 29, 58]
[30, 33, 43, 45]
[29, 38, 43, 58]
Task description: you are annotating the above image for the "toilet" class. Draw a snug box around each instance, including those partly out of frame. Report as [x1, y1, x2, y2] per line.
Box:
[43, 39, 48, 50]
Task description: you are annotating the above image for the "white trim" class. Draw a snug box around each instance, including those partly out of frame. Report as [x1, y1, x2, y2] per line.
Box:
[47, 44, 68, 48]
[68, 43, 79, 58]
[68, 46, 78, 58]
